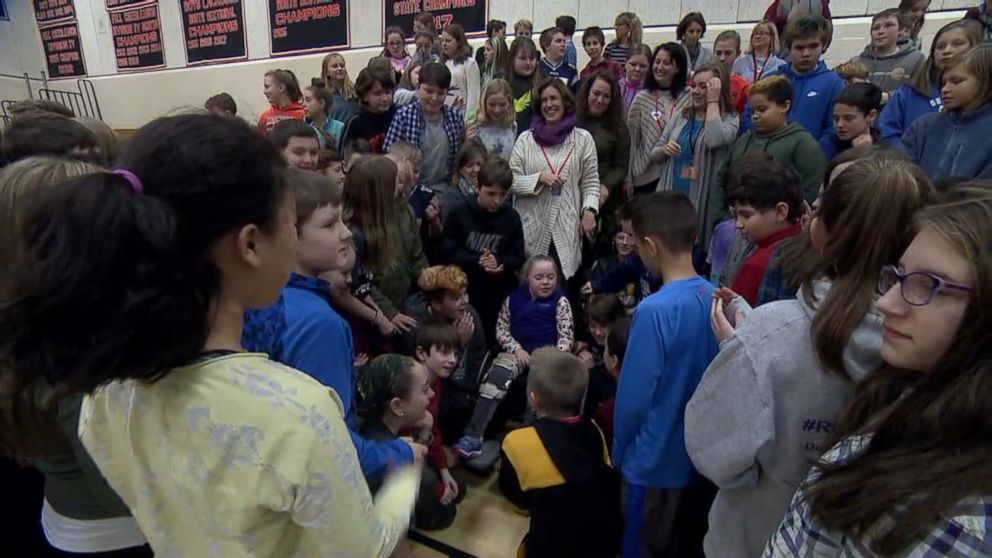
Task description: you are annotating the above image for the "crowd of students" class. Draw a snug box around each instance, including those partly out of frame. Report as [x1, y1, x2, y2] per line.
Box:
[0, 3, 990, 558]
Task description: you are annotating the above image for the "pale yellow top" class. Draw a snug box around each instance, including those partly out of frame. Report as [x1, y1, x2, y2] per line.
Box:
[79, 352, 418, 558]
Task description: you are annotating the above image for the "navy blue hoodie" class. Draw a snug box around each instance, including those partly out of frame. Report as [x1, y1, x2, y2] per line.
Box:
[742, 60, 844, 143]
[899, 104, 992, 181]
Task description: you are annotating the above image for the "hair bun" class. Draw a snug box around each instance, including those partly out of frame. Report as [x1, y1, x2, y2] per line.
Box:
[311, 77, 326, 88]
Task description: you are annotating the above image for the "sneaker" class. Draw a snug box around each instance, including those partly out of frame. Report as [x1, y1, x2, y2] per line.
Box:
[452, 436, 483, 459]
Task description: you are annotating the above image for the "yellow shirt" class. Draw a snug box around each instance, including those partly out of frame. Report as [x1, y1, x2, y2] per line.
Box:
[79, 353, 418, 557]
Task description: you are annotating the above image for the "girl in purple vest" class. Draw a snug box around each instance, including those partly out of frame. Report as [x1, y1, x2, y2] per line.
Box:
[452, 255, 574, 460]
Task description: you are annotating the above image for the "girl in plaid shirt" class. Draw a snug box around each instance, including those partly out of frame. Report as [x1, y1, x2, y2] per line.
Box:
[765, 184, 992, 557]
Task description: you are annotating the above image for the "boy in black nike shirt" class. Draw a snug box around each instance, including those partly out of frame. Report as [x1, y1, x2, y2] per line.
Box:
[441, 158, 526, 343]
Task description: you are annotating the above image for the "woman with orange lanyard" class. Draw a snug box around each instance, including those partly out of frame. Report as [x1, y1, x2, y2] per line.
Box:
[627, 43, 691, 195]
[652, 63, 739, 263]
[510, 78, 601, 291]
[733, 21, 786, 84]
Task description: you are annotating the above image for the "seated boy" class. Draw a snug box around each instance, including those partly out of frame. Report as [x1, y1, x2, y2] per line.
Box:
[712, 30, 751, 114]
[580, 26, 624, 80]
[555, 15, 578, 68]
[399, 266, 488, 445]
[410, 318, 468, 530]
[725, 155, 804, 306]
[741, 15, 844, 143]
[538, 27, 578, 88]
[204, 92, 238, 117]
[821, 82, 882, 160]
[847, 8, 924, 97]
[384, 63, 465, 195]
[833, 60, 869, 87]
[242, 168, 419, 482]
[441, 158, 526, 342]
[499, 348, 622, 558]
[722, 74, 825, 203]
[612, 192, 719, 558]
[592, 314, 631, 447]
[583, 198, 662, 304]
[271, 119, 319, 171]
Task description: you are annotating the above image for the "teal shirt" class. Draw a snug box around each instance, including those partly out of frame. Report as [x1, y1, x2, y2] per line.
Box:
[305, 115, 345, 150]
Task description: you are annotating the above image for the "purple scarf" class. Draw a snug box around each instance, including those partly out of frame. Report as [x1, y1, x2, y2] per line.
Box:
[531, 112, 577, 146]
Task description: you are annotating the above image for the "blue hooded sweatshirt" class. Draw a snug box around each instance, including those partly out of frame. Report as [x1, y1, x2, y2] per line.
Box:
[242, 273, 412, 482]
[612, 276, 720, 488]
[877, 81, 942, 145]
[741, 60, 844, 143]
[899, 104, 992, 181]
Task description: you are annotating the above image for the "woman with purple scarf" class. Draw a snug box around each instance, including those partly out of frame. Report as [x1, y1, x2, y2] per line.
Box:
[509, 78, 601, 284]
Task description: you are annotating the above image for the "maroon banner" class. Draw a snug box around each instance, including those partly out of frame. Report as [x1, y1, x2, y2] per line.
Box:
[39, 20, 86, 78]
[34, 0, 75, 25]
[110, 4, 166, 71]
[106, 0, 153, 10]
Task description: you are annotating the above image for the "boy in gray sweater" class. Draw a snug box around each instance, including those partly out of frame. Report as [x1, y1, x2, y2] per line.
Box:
[848, 8, 925, 95]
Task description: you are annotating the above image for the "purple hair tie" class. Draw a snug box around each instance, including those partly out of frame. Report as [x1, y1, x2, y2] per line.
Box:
[112, 169, 143, 194]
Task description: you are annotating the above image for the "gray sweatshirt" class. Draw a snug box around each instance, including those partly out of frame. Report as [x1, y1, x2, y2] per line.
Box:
[684, 280, 883, 558]
[848, 40, 926, 93]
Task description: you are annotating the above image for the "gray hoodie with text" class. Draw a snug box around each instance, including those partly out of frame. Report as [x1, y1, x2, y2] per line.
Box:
[684, 280, 883, 558]
[849, 40, 925, 93]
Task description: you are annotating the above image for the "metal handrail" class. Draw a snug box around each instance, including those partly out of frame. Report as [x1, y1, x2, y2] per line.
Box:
[1, 73, 102, 120]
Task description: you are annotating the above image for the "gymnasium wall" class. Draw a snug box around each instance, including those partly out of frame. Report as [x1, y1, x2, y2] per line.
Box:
[0, 1, 973, 129]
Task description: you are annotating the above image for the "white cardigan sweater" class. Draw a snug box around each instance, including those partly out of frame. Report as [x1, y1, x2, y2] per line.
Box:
[509, 127, 600, 279]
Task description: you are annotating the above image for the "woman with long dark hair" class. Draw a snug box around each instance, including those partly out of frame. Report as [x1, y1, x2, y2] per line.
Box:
[576, 70, 630, 252]
[766, 183, 991, 556]
[627, 43, 690, 194]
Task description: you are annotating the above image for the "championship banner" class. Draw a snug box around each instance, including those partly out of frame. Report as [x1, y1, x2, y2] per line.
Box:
[383, 0, 487, 37]
[268, 0, 349, 56]
[39, 20, 86, 78]
[109, 3, 166, 71]
[180, 0, 247, 65]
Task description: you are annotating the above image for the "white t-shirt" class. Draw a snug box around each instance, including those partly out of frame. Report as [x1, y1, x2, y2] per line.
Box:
[42, 499, 147, 552]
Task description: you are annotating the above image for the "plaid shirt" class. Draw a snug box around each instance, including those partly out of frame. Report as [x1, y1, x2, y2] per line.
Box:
[765, 435, 992, 557]
[383, 100, 464, 178]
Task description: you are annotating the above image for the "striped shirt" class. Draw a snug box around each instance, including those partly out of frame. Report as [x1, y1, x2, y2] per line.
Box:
[604, 42, 631, 66]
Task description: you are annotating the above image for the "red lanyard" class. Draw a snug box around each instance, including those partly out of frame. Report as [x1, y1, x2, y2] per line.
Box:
[540, 143, 574, 175]
[653, 91, 676, 132]
[752, 54, 769, 83]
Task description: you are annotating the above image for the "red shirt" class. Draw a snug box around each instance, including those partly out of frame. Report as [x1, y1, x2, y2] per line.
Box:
[730, 223, 802, 305]
[257, 102, 306, 135]
[729, 74, 750, 115]
[425, 377, 446, 473]
[581, 58, 624, 81]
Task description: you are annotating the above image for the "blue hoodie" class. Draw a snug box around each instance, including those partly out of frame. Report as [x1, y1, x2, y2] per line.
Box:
[242, 273, 413, 481]
[741, 60, 844, 143]
[877, 81, 942, 145]
[899, 104, 992, 181]
[612, 276, 720, 488]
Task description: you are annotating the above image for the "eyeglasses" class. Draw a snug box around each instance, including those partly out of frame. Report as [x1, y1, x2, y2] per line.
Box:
[877, 265, 972, 306]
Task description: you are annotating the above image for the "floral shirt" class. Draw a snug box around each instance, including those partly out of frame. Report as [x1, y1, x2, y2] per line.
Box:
[79, 353, 418, 558]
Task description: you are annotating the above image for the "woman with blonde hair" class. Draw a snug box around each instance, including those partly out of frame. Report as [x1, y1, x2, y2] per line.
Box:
[733, 20, 785, 83]
[322, 52, 360, 122]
